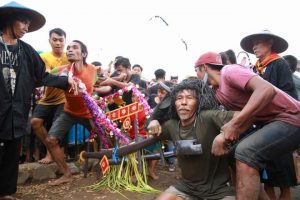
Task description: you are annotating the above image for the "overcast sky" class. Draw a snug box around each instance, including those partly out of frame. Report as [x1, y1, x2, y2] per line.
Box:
[3, 0, 300, 80]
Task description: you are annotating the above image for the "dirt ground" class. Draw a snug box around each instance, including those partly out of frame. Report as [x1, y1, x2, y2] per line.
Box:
[16, 164, 180, 200]
[15, 163, 300, 200]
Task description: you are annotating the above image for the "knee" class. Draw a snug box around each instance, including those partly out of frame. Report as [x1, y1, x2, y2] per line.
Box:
[45, 136, 59, 149]
[31, 117, 43, 129]
[155, 192, 176, 200]
[235, 143, 246, 158]
[235, 143, 262, 171]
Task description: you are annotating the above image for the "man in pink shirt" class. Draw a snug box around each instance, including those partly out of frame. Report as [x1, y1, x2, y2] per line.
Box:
[194, 51, 300, 200]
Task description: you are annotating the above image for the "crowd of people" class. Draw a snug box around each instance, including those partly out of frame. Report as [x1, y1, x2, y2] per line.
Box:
[0, 1, 300, 200]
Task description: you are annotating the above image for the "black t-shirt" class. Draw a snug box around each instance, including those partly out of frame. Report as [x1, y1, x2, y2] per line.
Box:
[263, 58, 297, 99]
[107, 73, 147, 111]
[1, 42, 20, 95]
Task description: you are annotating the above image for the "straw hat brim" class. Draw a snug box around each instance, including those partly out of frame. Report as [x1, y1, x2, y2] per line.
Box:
[240, 32, 288, 54]
[0, 2, 45, 32]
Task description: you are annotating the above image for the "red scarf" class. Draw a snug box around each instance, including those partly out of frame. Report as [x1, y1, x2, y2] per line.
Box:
[255, 53, 281, 75]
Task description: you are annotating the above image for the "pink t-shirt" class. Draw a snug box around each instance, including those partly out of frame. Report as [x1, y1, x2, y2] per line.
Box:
[215, 64, 300, 127]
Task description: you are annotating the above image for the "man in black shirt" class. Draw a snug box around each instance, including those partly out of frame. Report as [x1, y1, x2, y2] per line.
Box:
[0, 2, 77, 198]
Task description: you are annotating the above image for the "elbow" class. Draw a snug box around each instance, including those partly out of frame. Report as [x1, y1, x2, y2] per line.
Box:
[265, 84, 276, 101]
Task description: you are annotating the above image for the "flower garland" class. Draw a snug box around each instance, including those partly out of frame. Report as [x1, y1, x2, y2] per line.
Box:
[101, 84, 153, 117]
[82, 92, 129, 148]
[69, 63, 129, 148]
[131, 85, 153, 116]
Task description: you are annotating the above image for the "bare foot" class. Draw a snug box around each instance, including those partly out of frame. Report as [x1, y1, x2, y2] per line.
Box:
[48, 175, 73, 186]
[148, 172, 159, 180]
[131, 175, 137, 184]
[38, 155, 53, 164]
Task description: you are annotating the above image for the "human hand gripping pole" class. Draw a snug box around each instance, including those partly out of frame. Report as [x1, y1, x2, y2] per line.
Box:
[211, 119, 240, 156]
[211, 131, 232, 156]
[147, 120, 162, 136]
[220, 119, 241, 141]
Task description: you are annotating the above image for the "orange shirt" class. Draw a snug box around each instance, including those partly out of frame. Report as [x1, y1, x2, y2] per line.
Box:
[55, 64, 97, 118]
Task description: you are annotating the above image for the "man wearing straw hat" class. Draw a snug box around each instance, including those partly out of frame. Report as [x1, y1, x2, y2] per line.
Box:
[240, 30, 298, 200]
[240, 30, 297, 99]
[0, 2, 77, 199]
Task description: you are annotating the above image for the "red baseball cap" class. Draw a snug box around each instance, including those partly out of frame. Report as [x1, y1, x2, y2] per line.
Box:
[194, 51, 223, 68]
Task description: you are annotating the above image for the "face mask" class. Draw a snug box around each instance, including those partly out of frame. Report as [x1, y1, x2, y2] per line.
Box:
[202, 72, 208, 84]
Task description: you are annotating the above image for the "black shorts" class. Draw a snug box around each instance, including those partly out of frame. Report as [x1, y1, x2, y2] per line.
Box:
[48, 112, 93, 141]
[32, 103, 64, 122]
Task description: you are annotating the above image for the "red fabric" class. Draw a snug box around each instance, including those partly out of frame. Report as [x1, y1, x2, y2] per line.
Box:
[255, 53, 281, 75]
[195, 51, 223, 67]
[216, 65, 300, 127]
[128, 109, 147, 139]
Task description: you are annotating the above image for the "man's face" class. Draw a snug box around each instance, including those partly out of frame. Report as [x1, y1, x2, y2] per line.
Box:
[195, 64, 220, 87]
[252, 38, 273, 59]
[49, 32, 66, 56]
[175, 89, 197, 122]
[12, 19, 30, 39]
[132, 67, 142, 76]
[115, 65, 127, 73]
[206, 67, 220, 87]
[157, 88, 168, 101]
[66, 42, 83, 62]
[171, 78, 178, 84]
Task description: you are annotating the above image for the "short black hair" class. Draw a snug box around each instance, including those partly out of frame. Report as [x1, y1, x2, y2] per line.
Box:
[113, 56, 124, 69]
[49, 28, 66, 38]
[114, 57, 131, 69]
[154, 69, 166, 79]
[225, 49, 237, 64]
[220, 49, 236, 64]
[132, 64, 143, 71]
[283, 55, 298, 73]
[206, 63, 223, 71]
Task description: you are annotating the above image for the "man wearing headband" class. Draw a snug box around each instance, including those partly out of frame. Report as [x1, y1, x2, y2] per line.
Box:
[0, 2, 77, 199]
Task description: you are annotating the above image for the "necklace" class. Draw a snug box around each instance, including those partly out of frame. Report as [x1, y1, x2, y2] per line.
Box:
[1, 35, 21, 96]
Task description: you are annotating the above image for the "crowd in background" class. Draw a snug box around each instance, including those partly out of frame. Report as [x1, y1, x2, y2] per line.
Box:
[1, 1, 300, 200]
